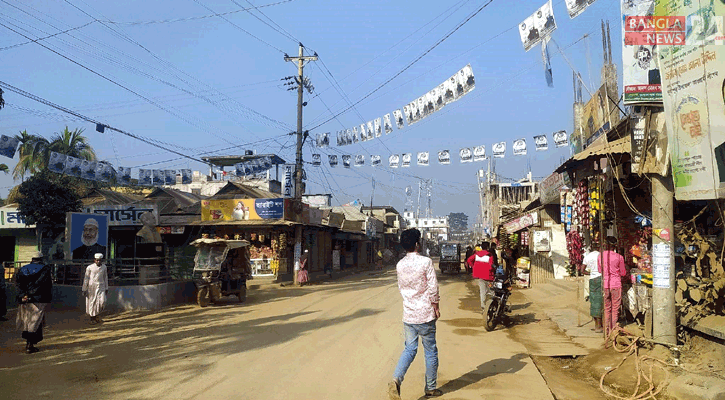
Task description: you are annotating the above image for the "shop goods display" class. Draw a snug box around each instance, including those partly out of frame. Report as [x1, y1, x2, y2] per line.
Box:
[574, 180, 589, 229]
[566, 230, 583, 275]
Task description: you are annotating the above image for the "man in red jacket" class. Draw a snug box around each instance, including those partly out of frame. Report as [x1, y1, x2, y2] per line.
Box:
[466, 242, 495, 310]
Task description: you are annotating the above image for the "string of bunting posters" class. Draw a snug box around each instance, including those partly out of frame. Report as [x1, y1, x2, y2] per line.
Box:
[312, 130, 569, 168]
[314, 64, 476, 148]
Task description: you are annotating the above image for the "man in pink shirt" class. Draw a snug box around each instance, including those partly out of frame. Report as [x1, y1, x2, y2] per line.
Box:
[389, 228, 442, 399]
[598, 236, 627, 337]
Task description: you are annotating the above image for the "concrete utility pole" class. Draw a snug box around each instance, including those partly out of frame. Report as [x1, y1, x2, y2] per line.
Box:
[284, 43, 317, 285]
[651, 171, 676, 345]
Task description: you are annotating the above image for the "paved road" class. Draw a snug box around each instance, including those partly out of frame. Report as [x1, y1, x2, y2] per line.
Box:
[1, 269, 554, 400]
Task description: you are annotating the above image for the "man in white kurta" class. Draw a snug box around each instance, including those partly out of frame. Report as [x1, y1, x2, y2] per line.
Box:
[82, 253, 108, 324]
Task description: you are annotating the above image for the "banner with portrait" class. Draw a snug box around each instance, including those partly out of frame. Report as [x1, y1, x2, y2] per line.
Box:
[342, 155, 352, 168]
[66, 212, 109, 260]
[417, 152, 429, 166]
[621, 0, 662, 104]
[354, 154, 365, 167]
[181, 169, 192, 184]
[513, 139, 527, 156]
[389, 154, 400, 168]
[493, 142, 506, 158]
[565, 0, 598, 19]
[460, 148, 473, 163]
[473, 145, 486, 162]
[312, 154, 321, 166]
[393, 109, 405, 129]
[402, 153, 412, 168]
[534, 135, 549, 151]
[201, 198, 285, 221]
[384, 114, 394, 134]
[553, 130, 569, 147]
[519, 0, 557, 52]
[438, 150, 450, 165]
[118, 167, 132, 185]
[371, 155, 382, 167]
[329, 154, 338, 168]
[138, 169, 152, 186]
[0, 135, 20, 159]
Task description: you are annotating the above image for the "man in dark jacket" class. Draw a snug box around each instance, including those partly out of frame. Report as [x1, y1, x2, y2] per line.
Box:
[15, 251, 52, 354]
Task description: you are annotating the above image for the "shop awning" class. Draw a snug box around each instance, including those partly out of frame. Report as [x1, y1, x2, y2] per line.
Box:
[555, 136, 631, 173]
[189, 219, 297, 227]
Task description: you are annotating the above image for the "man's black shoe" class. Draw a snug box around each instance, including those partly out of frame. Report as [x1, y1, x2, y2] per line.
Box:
[424, 388, 443, 397]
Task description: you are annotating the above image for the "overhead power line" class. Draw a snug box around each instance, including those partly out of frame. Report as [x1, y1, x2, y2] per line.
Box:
[0, 19, 95, 51]
[308, 0, 495, 131]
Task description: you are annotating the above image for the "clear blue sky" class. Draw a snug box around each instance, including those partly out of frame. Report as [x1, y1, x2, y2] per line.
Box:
[0, 0, 625, 225]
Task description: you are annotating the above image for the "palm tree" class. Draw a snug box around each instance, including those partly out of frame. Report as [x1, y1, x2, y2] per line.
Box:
[0, 164, 8, 174]
[13, 127, 96, 180]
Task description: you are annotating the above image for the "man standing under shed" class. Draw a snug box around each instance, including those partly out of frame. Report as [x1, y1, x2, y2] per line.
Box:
[15, 251, 52, 353]
[82, 253, 109, 324]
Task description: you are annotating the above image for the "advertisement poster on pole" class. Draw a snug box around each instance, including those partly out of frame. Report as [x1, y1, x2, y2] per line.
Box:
[66, 213, 109, 260]
[656, 0, 725, 200]
[621, 0, 662, 104]
[283, 164, 294, 198]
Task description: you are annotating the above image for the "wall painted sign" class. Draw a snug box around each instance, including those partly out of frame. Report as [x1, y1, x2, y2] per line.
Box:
[0, 206, 34, 228]
[83, 204, 158, 226]
[201, 198, 285, 221]
[503, 211, 539, 233]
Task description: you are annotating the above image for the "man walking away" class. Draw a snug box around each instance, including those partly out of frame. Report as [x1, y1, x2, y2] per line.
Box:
[15, 251, 52, 354]
[389, 228, 442, 399]
[467, 242, 495, 311]
[582, 248, 603, 333]
[83, 253, 109, 324]
[599, 237, 627, 337]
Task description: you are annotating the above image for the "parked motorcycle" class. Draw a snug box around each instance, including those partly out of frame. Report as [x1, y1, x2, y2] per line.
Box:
[483, 267, 512, 331]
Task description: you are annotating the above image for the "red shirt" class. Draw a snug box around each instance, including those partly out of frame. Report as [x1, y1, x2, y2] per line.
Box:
[467, 250, 494, 281]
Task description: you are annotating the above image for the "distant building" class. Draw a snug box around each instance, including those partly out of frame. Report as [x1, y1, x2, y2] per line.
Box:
[402, 212, 449, 242]
[448, 212, 469, 242]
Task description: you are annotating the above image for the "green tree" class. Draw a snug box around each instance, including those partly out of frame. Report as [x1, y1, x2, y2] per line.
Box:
[0, 163, 8, 174]
[13, 126, 96, 180]
[13, 130, 50, 180]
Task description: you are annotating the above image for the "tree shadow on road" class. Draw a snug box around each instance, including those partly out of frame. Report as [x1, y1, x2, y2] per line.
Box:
[425, 353, 529, 398]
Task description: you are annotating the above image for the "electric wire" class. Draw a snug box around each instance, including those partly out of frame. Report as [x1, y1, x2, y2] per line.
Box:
[0, 19, 95, 51]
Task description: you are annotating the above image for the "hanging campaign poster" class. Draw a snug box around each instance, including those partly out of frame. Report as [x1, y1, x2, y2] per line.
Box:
[336, 131, 342, 146]
[354, 154, 365, 167]
[342, 155, 351, 168]
[513, 139, 528, 156]
[48, 152, 66, 173]
[181, 169, 192, 184]
[553, 130, 569, 147]
[444, 74, 458, 104]
[138, 169, 152, 186]
[534, 135, 549, 151]
[389, 154, 400, 168]
[98, 163, 114, 183]
[417, 96, 427, 121]
[345, 129, 353, 144]
[393, 109, 405, 129]
[311, 154, 321, 166]
[371, 155, 382, 167]
[0, 135, 19, 159]
[63, 156, 82, 177]
[164, 170, 176, 185]
[384, 114, 393, 134]
[460, 148, 473, 163]
[417, 152, 429, 166]
[434, 83, 446, 112]
[493, 142, 506, 158]
[350, 127, 358, 143]
[152, 170, 164, 185]
[366, 121, 375, 140]
[519, 0, 557, 52]
[374, 118, 382, 137]
[402, 153, 412, 168]
[656, 0, 725, 200]
[402, 105, 412, 126]
[409, 101, 419, 124]
[329, 155, 338, 168]
[621, 0, 662, 104]
[235, 156, 273, 176]
[565, 0, 598, 19]
[357, 124, 365, 142]
[118, 167, 132, 185]
[473, 145, 486, 162]
[457, 64, 476, 96]
[438, 150, 451, 165]
[80, 160, 98, 181]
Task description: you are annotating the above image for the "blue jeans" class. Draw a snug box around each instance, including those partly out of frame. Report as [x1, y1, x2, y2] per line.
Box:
[393, 319, 438, 391]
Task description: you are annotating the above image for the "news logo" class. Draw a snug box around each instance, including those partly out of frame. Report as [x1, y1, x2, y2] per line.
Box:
[625, 15, 723, 46]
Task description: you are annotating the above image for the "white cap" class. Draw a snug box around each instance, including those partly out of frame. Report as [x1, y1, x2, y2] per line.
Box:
[94, 253, 104, 259]
[32, 251, 43, 259]
[84, 218, 99, 227]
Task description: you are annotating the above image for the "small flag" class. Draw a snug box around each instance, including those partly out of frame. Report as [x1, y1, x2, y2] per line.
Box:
[534, 135, 549, 151]
[389, 154, 400, 168]
[393, 109, 405, 129]
[417, 152, 429, 166]
[329, 155, 338, 167]
[342, 155, 351, 168]
[354, 154, 365, 167]
[181, 169, 192, 184]
[402, 153, 412, 168]
[0, 135, 20, 159]
[513, 138, 527, 156]
[383, 114, 393, 134]
[492, 142, 506, 158]
[312, 154, 321, 166]
[473, 145, 486, 162]
[553, 130, 568, 147]
[438, 150, 450, 165]
[460, 148, 473, 163]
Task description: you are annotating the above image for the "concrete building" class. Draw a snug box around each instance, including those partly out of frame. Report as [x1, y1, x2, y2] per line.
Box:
[402, 212, 449, 243]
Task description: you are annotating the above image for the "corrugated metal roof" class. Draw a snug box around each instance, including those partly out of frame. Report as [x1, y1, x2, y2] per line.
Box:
[81, 189, 145, 206]
[209, 181, 281, 200]
[189, 219, 297, 227]
[145, 187, 206, 215]
[555, 136, 631, 173]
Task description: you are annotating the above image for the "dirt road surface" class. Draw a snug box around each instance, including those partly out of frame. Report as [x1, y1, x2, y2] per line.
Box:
[2, 270, 559, 399]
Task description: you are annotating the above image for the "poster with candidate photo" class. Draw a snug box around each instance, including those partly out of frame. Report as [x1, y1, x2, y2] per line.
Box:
[165, 170, 176, 185]
[513, 139, 528, 156]
[342, 155, 351, 168]
[473, 145, 486, 162]
[352, 126, 360, 143]
[117, 167, 132, 185]
[384, 114, 393, 134]
[354, 154, 365, 167]
[424, 90, 437, 117]
[409, 101, 419, 124]
[48, 152, 67, 174]
[402, 153, 412, 168]
[312, 154, 321, 166]
[389, 154, 400, 168]
[438, 150, 451, 165]
[565, 0, 597, 19]
[66, 212, 109, 261]
[359, 124, 367, 142]
[553, 130, 568, 147]
[458, 64, 476, 96]
[152, 170, 164, 185]
[181, 169, 192, 184]
[393, 109, 405, 129]
[534, 135, 549, 151]
[460, 148, 473, 163]
[374, 118, 382, 138]
[336, 131, 342, 147]
[80, 160, 98, 181]
[63, 156, 82, 177]
[402, 105, 412, 126]
[519, 0, 557, 52]
[366, 121, 375, 140]
[417, 151, 429, 166]
[96, 162, 114, 183]
[444, 74, 458, 104]
[493, 142, 507, 158]
[139, 169, 152, 186]
[416, 96, 427, 121]
[371, 155, 381, 167]
[434, 83, 446, 112]
[329, 155, 338, 168]
[0, 135, 19, 159]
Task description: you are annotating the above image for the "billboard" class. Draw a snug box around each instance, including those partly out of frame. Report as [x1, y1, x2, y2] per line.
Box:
[581, 85, 612, 149]
[621, 0, 663, 104]
[657, 0, 725, 200]
[66, 213, 109, 260]
[201, 198, 285, 221]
